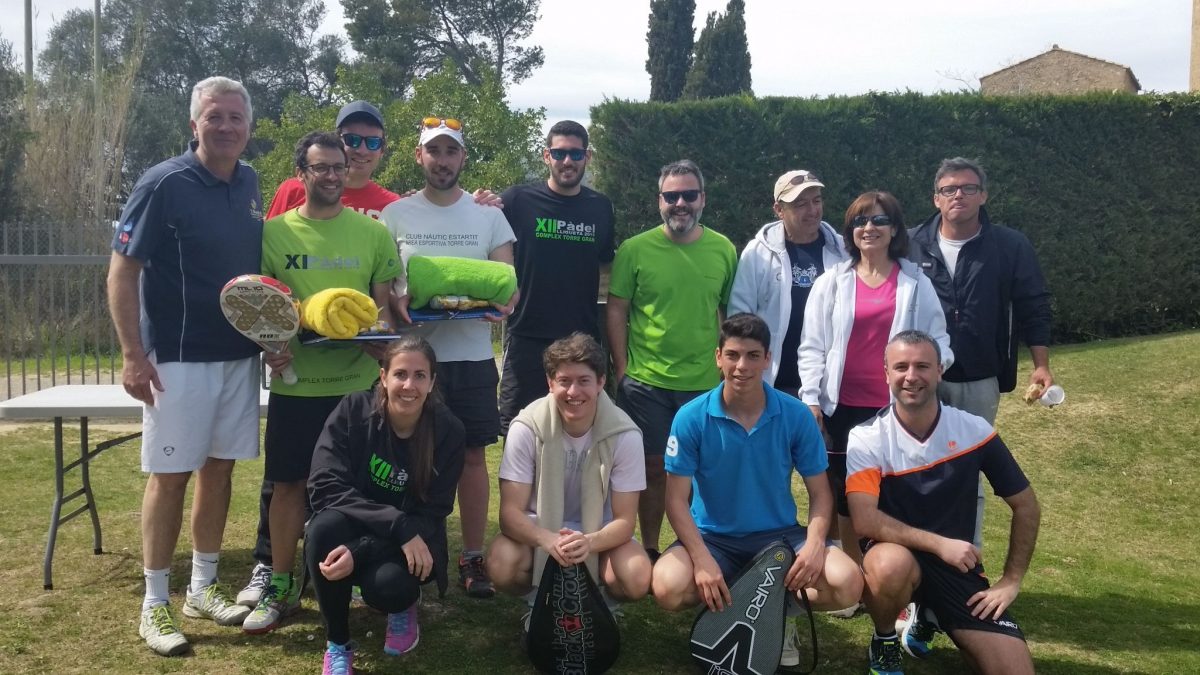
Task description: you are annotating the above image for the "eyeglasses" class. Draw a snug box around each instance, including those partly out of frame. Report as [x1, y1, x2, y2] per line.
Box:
[421, 117, 463, 131]
[936, 183, 982, 197]
[341, 133, 384, 151]
[303, 163, 348, 176]
[850, 214, 893, 228]
[548, 148, 587, 161]
[661, 190, 701, 204]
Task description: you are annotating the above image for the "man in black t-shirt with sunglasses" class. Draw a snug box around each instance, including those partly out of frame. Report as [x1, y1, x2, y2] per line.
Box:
[498, 120, 616, 436]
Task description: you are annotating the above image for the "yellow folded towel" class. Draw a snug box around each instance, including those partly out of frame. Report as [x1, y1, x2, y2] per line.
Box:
[300, 288, 379, 339]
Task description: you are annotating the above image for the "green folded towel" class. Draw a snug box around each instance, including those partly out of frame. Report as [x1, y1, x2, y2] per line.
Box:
[407, 255, 518, 308]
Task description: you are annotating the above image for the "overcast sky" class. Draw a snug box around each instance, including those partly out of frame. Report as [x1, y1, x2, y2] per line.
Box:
[5, 0, 1194, 127]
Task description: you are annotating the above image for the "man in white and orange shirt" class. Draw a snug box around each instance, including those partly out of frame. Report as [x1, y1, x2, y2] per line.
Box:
[847, 330, 1040, 675]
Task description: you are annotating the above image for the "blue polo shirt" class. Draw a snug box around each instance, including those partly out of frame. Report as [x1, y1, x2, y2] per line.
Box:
[665, 382, 828, 535]
[113, 142, 264, 363]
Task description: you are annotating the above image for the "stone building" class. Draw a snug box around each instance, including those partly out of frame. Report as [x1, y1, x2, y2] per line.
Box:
[980, 45, 1140, 95]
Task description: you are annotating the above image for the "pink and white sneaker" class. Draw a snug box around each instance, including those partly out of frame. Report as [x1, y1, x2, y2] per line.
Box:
[383, 603, 419, 655]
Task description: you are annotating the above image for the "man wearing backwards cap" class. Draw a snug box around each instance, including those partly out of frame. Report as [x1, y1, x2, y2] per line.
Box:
[729, 170, 848, 397]
[381, 117, 518, 599]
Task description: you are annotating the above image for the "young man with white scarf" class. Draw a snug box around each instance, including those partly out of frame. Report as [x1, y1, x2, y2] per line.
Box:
[486, 333, 651, 621]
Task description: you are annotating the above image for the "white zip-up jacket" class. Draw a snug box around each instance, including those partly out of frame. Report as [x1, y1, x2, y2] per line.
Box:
[728, 219, 848, 385]
[799, 258, 954, 415]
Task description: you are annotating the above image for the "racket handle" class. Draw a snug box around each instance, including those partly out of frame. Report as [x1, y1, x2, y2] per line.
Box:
[280, 364, 298, 386]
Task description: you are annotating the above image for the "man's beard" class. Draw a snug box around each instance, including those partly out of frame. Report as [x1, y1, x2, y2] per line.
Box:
[662, 205, 702, 235]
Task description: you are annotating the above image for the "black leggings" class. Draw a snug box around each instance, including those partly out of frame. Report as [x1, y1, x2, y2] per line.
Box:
[305, 509, 422, 644]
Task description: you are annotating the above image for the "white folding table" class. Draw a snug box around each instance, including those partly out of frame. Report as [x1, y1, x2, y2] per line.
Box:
[0, 385, 269, 589]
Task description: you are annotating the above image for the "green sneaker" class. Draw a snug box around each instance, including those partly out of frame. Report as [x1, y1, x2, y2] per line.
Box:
[139, 604, 189, 657]
[184, 582, 251, 626]
[242, 580, 299, 634]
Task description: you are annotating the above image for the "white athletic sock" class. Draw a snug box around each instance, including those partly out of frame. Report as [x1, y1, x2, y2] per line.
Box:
[190, 550, 220, 593]
[143, 568, 170, 611]
[875, 630, 898, 640]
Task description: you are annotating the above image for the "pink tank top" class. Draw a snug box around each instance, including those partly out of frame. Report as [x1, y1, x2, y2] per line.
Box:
[838, 265, 899, 407]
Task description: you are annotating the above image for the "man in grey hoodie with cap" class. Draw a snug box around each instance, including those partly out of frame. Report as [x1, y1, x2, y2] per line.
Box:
[729, 169, 848, 397]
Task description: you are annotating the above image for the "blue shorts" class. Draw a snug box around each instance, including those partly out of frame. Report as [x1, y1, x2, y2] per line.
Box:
[671, 524, 809, 581]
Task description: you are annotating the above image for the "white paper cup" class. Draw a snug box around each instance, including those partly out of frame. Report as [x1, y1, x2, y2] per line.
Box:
[1039, 385, 1065, 407]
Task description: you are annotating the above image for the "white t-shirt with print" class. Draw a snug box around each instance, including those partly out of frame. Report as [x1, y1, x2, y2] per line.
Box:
[381, 191, 516, 362]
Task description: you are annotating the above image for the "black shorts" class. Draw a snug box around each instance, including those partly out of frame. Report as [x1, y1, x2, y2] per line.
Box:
[823, 405, 881, 517]
[498, 333, 554, 436]
[264, 393, 346, 483]
[615, 376, 703, 456]
[436, 359, 500, 448]
[909, 550, 1025, 641]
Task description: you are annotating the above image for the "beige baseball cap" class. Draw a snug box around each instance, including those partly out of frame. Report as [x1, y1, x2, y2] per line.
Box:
[774, 170, 824, 202]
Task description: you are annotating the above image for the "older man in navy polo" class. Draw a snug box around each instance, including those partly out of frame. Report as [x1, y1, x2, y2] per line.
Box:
[107, 76, 264, 656]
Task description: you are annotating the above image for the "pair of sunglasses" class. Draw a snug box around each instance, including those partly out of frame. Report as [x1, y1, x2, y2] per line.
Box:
[340, 133, 383, 151]
[661, 190, 701, 204]
[548, 148, 587, 161]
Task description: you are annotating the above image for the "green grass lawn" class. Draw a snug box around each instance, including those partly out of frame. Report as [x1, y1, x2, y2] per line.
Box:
[0, 331, 1197, 673]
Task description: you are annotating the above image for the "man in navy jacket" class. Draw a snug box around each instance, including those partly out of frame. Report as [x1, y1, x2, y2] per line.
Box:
[909, 156, 1053, 537]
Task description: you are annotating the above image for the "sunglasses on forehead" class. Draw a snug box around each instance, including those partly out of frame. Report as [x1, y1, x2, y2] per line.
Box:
[341, 133, 383, 151]
[788, 171, 820, 185]
[548, 148, 587, 161]
[421, 117, 463, 131]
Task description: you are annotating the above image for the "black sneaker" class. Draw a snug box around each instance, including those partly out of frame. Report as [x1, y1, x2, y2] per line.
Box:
[458, 554, 496, 598]
[868, 633, 904, 675]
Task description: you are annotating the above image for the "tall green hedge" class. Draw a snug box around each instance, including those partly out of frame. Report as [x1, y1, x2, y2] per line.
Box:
[589, 92, 1200, 342]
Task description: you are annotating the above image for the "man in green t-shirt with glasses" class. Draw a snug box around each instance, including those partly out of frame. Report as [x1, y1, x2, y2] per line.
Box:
[605, 159, 737, 562]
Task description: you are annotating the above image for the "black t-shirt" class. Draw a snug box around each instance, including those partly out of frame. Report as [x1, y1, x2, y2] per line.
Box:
[501, 182, 616, 339]
[775, 234, 826, 389]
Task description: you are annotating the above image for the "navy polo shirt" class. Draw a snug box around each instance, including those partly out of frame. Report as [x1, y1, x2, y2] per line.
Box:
[112, 142, 264, 363]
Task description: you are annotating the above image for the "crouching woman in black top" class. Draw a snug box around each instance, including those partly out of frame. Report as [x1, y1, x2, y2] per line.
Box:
[306, 336, 465, 674]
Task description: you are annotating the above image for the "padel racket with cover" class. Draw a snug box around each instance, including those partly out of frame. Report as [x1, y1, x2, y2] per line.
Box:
[527, 561, 620, 674]
[690, 540, 794, 675]
[219, 274, 300, 385]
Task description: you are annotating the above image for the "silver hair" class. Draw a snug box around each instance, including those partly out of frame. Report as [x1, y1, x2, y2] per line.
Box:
[190, 76, 253, 124]
[934, 157, 987, 192]
[658, 159, 705, 191]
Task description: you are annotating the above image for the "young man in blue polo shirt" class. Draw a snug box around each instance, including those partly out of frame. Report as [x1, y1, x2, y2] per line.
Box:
[652, 313, 863, 666]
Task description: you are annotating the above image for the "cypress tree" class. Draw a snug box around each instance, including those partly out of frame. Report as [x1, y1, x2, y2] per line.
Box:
[682, 0, 753, 100]
[645, 0, 696, 102]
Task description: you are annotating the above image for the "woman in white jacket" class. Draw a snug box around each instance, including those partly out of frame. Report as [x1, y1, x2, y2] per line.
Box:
[798, 191, 953, 570]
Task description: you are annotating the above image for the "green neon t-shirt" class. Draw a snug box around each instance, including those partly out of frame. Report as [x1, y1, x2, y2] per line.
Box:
[609, 226, 737, 391]
[262, 207, 401, 396]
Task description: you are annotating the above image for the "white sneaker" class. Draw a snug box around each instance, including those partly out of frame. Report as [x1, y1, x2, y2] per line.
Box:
[237, 563, 272, 607]
[242, 580, 300, 634]
[184, 582, 251, 626]
[139, 604, 189, 657]
[780, 620, 800, 667]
